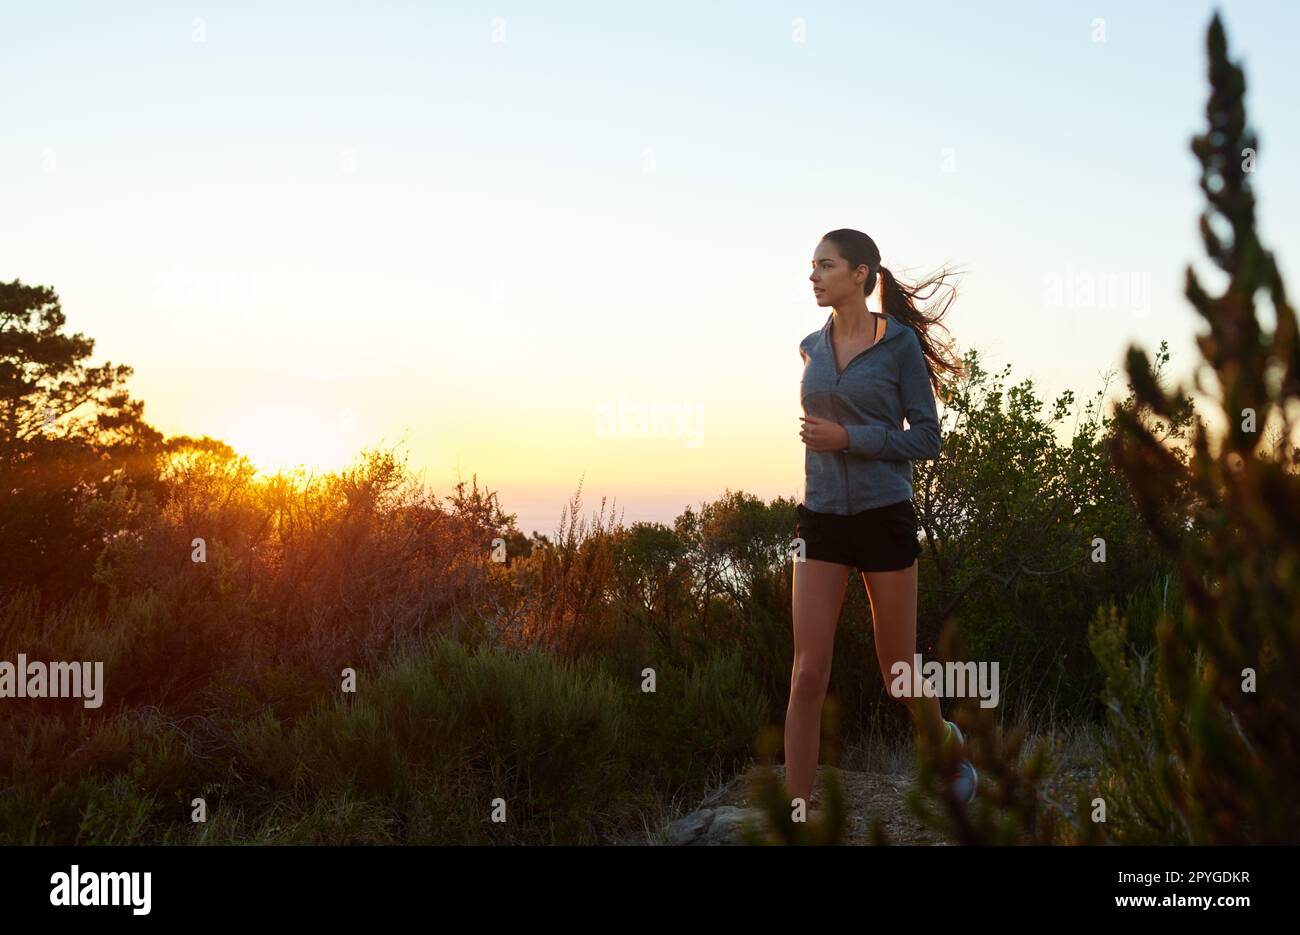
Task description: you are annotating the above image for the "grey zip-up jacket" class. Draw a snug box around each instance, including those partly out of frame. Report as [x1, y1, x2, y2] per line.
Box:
[799, 311, 942, 514]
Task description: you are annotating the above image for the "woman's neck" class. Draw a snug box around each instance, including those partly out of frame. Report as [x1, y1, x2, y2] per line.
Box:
[831, 305, 877, 339]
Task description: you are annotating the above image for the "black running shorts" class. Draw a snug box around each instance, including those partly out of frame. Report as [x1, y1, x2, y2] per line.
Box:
[795, 499, 922, 573]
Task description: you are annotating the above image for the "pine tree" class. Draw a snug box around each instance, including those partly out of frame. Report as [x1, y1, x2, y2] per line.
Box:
[0, 280, 165, 600]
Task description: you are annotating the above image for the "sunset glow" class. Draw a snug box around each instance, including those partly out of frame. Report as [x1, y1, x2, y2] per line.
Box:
[219, 401, 356, 478]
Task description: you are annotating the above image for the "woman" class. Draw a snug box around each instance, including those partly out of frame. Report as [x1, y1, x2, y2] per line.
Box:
[787, 228, 975, 806]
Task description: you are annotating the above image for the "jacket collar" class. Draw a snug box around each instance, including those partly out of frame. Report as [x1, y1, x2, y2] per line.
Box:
[820, 310, 901, 348]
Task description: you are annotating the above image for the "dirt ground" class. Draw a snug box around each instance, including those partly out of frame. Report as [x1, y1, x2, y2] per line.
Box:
[631, 726, 1105, 845]
[717, 763, 956, 845]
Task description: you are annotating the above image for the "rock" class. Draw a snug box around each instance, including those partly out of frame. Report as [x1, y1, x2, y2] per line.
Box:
[665, 805, 768, 845]
[665, 808, 714, 845]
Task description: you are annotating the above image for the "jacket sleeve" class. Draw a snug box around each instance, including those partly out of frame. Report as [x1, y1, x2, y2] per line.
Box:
[843, 332, 942, 461]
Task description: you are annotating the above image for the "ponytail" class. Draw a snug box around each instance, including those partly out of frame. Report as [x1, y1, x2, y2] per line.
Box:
[876, 263, 965, 400]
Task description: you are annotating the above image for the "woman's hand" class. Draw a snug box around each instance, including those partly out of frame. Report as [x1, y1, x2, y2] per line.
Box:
[800, 415, 849, 452]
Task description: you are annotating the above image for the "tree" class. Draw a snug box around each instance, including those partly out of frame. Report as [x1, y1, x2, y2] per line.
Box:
[0, 279, 165, 601]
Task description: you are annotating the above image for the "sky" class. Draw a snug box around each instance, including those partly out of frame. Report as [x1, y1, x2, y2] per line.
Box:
[3, 1, 1297, 538]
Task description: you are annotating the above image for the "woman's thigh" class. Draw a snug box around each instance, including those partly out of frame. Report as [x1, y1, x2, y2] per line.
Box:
[862, 560, 919, 688]
[791, 557, 851, 674]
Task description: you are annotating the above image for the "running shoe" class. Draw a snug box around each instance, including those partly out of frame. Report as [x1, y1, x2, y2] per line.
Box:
[943, 720, 978, 803]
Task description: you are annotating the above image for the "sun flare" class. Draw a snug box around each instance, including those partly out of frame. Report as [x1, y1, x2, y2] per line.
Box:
[220, 402, 357, 478]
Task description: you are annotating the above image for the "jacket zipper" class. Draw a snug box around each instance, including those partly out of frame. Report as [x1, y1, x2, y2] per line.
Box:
[828, 316, 889, 514]
[830, 314, 888, 378]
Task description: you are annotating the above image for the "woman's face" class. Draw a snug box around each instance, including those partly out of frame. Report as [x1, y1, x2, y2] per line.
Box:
[809, 241, 867, 306]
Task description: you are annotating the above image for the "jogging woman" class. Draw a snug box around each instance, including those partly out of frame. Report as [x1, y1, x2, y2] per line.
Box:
[787, 228, 975, 806]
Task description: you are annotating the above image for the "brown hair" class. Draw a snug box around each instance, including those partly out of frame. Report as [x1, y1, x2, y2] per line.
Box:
[820, 228, 964, 398]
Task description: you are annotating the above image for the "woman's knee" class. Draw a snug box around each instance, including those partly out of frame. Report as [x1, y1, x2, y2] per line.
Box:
[790, 661, 832, 701]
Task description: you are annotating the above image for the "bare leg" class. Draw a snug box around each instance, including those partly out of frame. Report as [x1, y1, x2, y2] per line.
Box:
[785, 557, 850, 805]
[862, 559, 945, 741]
